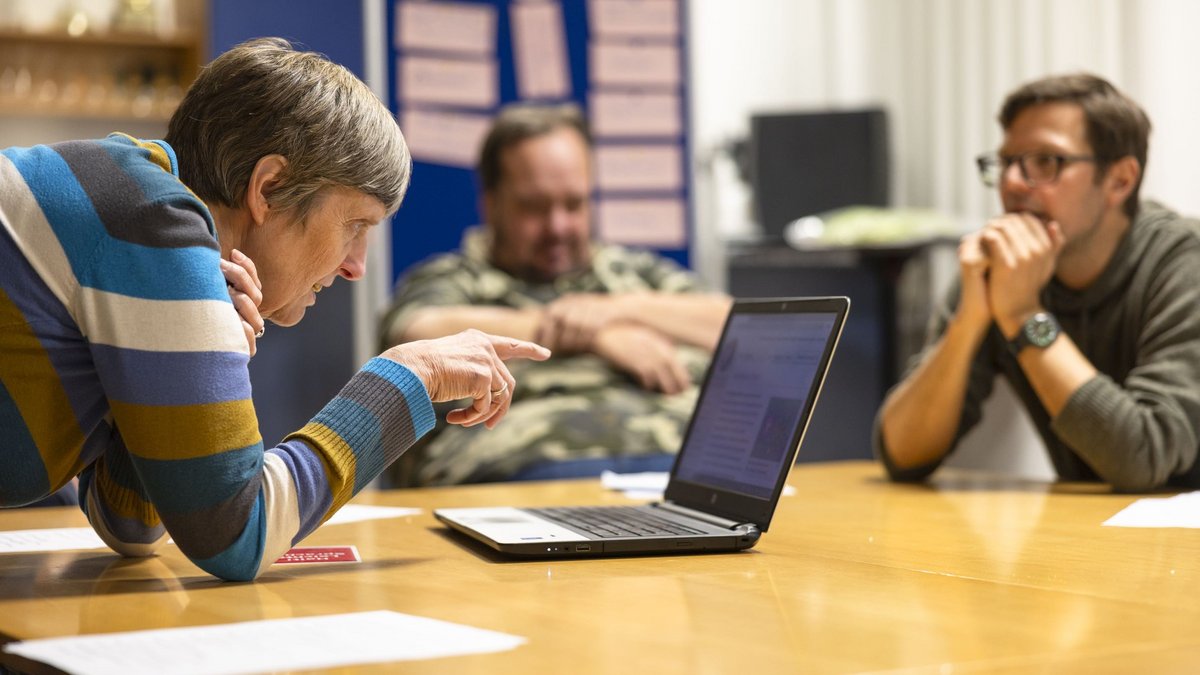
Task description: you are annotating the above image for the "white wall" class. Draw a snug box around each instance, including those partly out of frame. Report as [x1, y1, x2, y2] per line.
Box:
[1136, 0, 1200, 217]
[688, 0, 883, 288]
[688, 0, 1200, 478]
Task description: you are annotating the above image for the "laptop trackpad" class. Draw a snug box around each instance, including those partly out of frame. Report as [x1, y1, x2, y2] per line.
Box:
[437, 507, 587, 544]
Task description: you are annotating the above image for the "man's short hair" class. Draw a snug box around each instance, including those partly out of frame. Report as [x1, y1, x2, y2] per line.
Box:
[999, 73, 1150, 219]
[477, 103, 591, 192]
[166, 38, 411, 221]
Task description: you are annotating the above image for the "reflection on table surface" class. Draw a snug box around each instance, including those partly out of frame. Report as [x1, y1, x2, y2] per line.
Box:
[2, 461, 1198, 674]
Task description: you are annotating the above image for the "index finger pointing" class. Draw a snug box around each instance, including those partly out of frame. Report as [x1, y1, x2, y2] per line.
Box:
[488, 334, 552, 361]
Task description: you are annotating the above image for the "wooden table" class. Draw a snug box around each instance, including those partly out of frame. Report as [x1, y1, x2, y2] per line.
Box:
[2, 461, 1199, 674]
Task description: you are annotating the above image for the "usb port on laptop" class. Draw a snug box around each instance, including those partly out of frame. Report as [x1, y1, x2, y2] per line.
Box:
[575, 544, 591, 552]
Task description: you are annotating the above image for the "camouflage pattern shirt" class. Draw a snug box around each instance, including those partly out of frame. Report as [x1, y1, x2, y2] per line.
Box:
[380, 228, 712, 486]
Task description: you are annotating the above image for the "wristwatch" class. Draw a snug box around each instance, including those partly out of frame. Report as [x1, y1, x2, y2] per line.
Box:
[1008, 311, 1061, 355]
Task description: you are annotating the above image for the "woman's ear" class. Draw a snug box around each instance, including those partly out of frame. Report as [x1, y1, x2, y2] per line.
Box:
[245, 155, 288, 225]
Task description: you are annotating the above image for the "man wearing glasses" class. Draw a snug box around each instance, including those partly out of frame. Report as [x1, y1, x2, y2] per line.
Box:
[874, 73, 1200, 491]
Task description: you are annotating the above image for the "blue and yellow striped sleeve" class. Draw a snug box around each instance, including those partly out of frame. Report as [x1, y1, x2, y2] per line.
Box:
[1, 135, 434, 580]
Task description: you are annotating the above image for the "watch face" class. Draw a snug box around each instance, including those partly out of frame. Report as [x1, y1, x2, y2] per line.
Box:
[1024, 315, 1059, 348]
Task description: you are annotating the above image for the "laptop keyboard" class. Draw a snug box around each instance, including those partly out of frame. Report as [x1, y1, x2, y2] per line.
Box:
[529, 506, 707, 539]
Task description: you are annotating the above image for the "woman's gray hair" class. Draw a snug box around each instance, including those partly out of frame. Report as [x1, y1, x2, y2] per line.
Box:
[166, 37, 411, 221]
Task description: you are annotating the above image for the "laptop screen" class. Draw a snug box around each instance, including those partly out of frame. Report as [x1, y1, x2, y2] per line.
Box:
[672, 307, 841, 501]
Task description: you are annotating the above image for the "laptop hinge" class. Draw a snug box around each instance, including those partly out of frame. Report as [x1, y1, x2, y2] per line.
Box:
[654, 501, 746, 530]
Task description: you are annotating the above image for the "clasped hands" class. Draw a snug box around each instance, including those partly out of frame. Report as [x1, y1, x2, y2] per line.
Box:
[534, 293, 691, 395]
[956, 212, 1065, 338]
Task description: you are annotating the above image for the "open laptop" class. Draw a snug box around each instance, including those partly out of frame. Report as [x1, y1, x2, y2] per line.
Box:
[435, 296, 850, 557]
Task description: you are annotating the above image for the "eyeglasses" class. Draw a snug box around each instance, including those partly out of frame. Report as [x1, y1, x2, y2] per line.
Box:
[975, 152, 1098, 188]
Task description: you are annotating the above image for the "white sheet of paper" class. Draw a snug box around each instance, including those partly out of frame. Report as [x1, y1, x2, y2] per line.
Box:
[401, 108, 494, 168]
[588, 0, 679, 38]
[322, 504, 421, 527]
[597, 197, 686, 248]
[590, 41, 680, 88]
[3, 610, 525, 675]
[620, 489, 668, 501]
[594, 144, 683, 192]
[510, 0, 571, 100]
[590, 91, 681, 138]
[0, 527, 106, 553]
[1103, 491, 1200, 528]
[395, 1, 497, 56]
[601, 471, 795, 500]
[398, 56, 498, 109]
[601, 470, 669, 492]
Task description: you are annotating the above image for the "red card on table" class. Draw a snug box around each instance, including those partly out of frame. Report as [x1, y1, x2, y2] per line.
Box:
[275, 545, 361, 564]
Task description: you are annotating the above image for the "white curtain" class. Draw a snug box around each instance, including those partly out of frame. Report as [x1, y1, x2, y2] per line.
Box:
[869, 0, 1149, 220]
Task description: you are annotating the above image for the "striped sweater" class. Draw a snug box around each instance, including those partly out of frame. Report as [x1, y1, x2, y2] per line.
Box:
[0, 134, 435, 580]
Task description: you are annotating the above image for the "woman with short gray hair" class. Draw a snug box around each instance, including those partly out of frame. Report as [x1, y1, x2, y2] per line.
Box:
[168, 37, 411, 222]
[0, 38, 548, 580]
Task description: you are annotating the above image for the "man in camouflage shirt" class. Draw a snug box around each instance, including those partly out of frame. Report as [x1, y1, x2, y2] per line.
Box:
[380, 103, 731, 486]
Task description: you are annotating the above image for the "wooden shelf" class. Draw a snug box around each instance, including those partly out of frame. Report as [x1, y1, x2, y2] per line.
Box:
[0, 0, 205, 124]
[0, 98, 175, 123]
[0, 27, 201, 50]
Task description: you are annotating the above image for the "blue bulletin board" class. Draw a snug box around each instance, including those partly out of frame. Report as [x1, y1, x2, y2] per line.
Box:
[385, 0, 692, 283]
